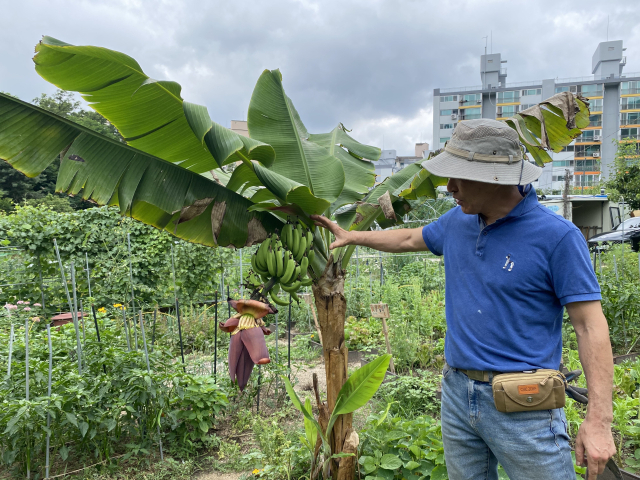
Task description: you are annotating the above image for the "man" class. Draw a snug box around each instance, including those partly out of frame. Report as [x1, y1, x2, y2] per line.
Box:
[312, 119, 615, 480]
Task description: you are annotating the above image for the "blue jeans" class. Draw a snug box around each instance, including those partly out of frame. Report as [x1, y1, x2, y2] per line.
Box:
[441, 364, 576, 480]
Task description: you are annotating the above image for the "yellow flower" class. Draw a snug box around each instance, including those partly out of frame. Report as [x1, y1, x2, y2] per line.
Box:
[252, 469, 261, 475]
[98, 307, 106, 313]
[113, 303, 122, 308]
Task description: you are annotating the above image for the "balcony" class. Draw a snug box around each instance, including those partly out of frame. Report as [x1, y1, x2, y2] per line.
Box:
[460, 114, 482, 121]
[460, 99, 482, 106]
[581, 90, 603, 97]
[575, 135, 601, 143]
[621, 87, 640, 95]
[588, 120, 603, 127]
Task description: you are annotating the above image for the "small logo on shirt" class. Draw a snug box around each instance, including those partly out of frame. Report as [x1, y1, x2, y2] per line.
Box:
[503, 255, 515, 272]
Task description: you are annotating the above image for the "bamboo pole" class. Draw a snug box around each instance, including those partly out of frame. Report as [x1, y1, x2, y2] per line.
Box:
[85, 254, 106, 373]
[37, 254, 48, 320]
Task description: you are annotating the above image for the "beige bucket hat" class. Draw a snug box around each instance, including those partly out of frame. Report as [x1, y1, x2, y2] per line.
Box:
[422, 119, 542, 185]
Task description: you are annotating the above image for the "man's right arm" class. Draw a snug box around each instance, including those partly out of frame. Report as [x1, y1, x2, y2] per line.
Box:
[310, 215, 429, 253]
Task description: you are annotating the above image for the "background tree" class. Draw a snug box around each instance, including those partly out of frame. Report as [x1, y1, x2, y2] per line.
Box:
[0, 89, 120, 212]
[608, 139, 640, 210]
[0, 36, 589, 479]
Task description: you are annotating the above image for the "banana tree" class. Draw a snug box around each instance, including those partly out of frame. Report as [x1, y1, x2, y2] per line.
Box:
[0, 36, 590, 479]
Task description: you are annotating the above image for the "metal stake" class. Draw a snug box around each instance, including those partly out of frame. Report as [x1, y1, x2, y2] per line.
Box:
[171, 244, 186, 371]
[139, 311, 164, 461]
[151, 307, 157, 353]
[227, 285, 231, 317]
[80, 299, 86, 350]
[239, 248, 243, 298]
[45, 325, 52, 479]
[6, 324, 14, 378]
[25, 319, 29, 401]
[213, 292, 218, 381]
[37, 254, 47, 320]
[122, 306, 131, 351]
[288, 297, 291, 381]
[127, 233, 137, 338]
[70, 263, 83, 374]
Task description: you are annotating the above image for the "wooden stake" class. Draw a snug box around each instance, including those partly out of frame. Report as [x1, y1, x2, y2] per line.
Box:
[370, 303, 395, 374]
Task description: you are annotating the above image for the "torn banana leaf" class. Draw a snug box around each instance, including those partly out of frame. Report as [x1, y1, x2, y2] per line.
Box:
[502, 92, 590, 166]
[0, 92, 280, 247]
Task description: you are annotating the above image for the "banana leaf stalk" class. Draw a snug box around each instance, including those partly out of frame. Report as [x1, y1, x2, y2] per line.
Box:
[219, 299, 275, 391]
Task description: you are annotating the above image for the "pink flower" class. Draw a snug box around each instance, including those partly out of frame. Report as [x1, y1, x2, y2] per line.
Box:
[32, 317, 41, 322]
[24, 301, 30, 305]
[4, 304, 17, 310]
[17, 301, 24, 305]
[34, 303, 42, 307]
[23, 307, 31, 311]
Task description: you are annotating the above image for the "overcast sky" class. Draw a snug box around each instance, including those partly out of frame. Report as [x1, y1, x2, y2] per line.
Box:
[1, 0, 639, 156]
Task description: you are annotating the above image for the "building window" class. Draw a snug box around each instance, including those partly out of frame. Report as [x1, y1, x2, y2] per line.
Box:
[440, 95, 458, 102]
[440, 109, 458, 116]
[575, 159, 599, 169]
[622, 97, 640, 110]
[621, 112, 640, 125]
[621, 128, 640, 140]
[560, 145, 575, 152]
[497, 105, 518, 118]
[553, 160, 574, 167]
[588, 114, 602, 127]
[621, 81, 640, 95]
[555, 85, 578, 94]
[440, 137, 450, 144]
[577, 130, 601, 142]
[590, 99, 603, 112]
[580, 84, 603, 97]
[440, 123, 455, 129]
[553, 175, 573, 182]
[575, 144, 601, 157]
[460, 107, 481, 120]
[497, 91, 519, 103]
[520, 104, 536, 111]
[462, 94, 481, 104]
[521, 89, 541, 96]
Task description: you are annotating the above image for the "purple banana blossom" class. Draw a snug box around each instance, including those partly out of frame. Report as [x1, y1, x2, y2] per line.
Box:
[220, 299, 275, 391]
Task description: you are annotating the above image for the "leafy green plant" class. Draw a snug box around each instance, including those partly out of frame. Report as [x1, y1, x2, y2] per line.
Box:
[359, 407, 447, 480]
[376, 372, 440, 418]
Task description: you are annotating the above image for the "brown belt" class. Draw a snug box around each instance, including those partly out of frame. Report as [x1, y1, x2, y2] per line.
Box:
[457, 368, 505, 383]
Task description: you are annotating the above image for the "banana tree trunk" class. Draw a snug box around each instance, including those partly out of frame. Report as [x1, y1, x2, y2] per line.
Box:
[312, 257, 356, 480]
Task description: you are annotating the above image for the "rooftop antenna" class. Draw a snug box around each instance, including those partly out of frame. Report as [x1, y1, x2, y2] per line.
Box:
[491, 30, 493, 54]
[483, 36, 487, 55]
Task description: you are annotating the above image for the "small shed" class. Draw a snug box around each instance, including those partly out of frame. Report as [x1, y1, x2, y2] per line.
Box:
[539, 194, 628, 240]
[50, 312, 89, 328]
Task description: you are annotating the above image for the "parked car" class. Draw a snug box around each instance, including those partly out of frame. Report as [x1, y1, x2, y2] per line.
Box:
[588, 217, 640, 251]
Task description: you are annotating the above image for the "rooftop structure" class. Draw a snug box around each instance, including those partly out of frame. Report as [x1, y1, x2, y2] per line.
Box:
[433, 40, 640, 192]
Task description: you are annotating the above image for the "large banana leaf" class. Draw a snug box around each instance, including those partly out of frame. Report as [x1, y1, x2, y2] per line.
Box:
[0, 92, 279, 247]
[326, 354, 391, 437]
[247, 70, 345, 209]
[308, 124, 380, 212]
[33, 36, 232, 172]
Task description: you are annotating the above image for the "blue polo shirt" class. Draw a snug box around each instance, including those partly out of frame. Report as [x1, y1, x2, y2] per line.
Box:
[422, 187, 601, 372]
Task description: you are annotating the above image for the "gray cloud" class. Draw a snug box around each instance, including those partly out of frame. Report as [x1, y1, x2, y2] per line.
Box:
[1, 0, 639, 155]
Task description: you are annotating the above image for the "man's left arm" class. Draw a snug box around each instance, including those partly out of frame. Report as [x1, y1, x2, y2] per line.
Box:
[566, 300, 616, 478]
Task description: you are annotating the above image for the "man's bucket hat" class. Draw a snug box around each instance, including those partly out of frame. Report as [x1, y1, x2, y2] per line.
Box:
[422, 118, 542, 185]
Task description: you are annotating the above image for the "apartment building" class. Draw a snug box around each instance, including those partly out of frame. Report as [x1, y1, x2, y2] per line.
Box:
[432, 40, 640, 191]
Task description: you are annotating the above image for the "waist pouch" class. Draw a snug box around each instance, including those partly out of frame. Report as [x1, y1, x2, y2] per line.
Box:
[492, 369, 567, 413]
